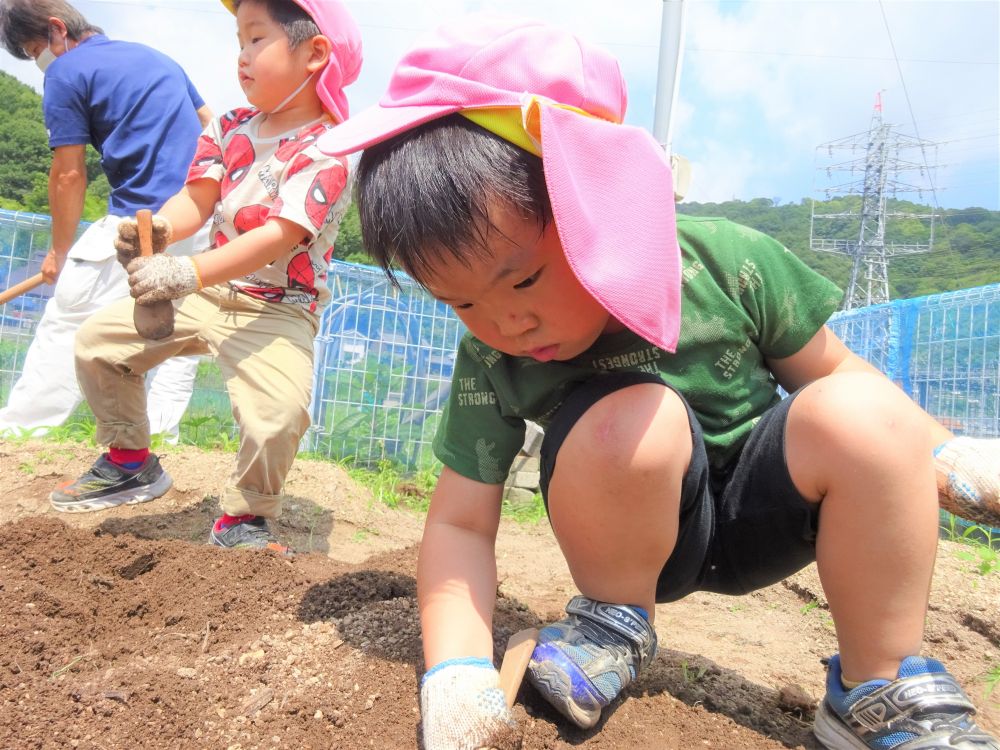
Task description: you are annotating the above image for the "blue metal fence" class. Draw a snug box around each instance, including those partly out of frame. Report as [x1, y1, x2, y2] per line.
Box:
[828, 285, 1000, 439]
[2, 209, 998, 473]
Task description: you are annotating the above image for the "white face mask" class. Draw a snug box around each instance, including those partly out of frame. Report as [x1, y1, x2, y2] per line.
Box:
[35, 46, 56, 73]
[33, 26, 73, 74]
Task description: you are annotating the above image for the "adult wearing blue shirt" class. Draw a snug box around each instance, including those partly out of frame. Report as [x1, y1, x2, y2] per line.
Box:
[0, 0, 212, 440]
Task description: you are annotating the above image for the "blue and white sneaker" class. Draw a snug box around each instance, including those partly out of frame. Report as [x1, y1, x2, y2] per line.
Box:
[815, 654, 1000, 749]
[526, 595, 657, 729]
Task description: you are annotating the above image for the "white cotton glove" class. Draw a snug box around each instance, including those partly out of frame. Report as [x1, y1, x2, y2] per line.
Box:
[115, 215, 173, 268]
[127, 254, 202, 304]
[935, 437, 1000, 528]
[420, 658, 520, 750]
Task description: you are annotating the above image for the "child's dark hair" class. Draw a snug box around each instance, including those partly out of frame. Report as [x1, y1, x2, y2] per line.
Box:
[233, 0, 319, 48]
[0, 0, 102, 60]
[355, 114, 552, 287]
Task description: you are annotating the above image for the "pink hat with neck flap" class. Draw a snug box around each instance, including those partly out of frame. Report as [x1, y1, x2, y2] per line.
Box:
[318, 15, 681, 352]
[221, 0, 362, 123]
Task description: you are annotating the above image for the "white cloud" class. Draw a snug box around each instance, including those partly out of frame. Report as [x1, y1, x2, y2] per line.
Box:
[1, 0, 995, 208]
[676, 0, 998, 207]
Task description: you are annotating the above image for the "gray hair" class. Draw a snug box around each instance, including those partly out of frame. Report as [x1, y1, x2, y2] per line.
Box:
[0, 0, 101, 60]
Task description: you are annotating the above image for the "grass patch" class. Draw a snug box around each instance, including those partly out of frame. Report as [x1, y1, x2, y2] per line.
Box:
[941, 513, 1000, 576]
[18, 408, 548, 525]
[501, 492, 547, 524]
[982, 663, 1000, 702]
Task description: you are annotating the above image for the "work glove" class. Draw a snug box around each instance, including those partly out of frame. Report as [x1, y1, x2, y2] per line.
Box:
[127, 254, 202, 305]
[935, 436, 1000, 528]
[115, 215, 172, 268]
[420, 658, 520, 750]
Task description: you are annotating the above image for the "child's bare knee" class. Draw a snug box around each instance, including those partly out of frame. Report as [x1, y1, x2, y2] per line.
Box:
[793, 372, 929, 460]
[563, 384, 689, 473]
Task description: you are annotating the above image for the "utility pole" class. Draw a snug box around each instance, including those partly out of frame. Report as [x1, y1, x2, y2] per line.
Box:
[810, 93, 938, 310]
[652, 0, 687, 155]
[652, 0, 692, 200]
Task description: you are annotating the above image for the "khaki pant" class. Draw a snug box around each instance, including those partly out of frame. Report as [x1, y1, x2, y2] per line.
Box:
[75, 285, 318, 519]
[0, 215, 208, 441]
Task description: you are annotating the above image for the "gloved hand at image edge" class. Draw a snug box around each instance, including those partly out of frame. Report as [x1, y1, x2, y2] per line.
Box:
[127, 254, 202, 304]
[935, 436, 1000, 528]
[420, 658, 520, 750]
[115, 215, 173, 267]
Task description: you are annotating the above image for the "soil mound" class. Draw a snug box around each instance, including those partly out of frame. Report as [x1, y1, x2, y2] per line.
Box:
[1, 440, 997, 749]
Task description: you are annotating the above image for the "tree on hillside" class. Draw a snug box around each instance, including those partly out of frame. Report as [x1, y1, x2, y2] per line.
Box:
[332, 203, 367, 264]
[0, 71, 111, 220]
[679, 198, 999, 298]
[0, 72, 49, 203]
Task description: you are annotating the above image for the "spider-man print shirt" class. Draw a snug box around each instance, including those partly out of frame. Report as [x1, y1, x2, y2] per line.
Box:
[186, 107, 350, 312]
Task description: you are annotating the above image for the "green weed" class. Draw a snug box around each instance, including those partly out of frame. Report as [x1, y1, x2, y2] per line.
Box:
[956, 545, 1000, 577]
[801, 600, 820, 615]
[50, 653, 90, 680]
[305, 505, 327, 552]
[941, 513, 1000, 576]
[941, 513, 1000, 551]
[680, 660, 708, 684]
[982, 664, 1000, 701]
[501, 492, 547, 524]
[351, 527, 379, 543]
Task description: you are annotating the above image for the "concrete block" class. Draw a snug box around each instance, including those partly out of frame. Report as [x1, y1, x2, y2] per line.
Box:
[512, 470, 540, 489]
[503, 487, 536, 509]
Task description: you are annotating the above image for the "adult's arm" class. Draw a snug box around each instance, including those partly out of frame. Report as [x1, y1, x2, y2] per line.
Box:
[195, 104, 213, 128]
[41, 144, 88, 283]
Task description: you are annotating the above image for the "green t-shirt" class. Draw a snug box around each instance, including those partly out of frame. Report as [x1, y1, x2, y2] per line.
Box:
[433, 216, 844, 484]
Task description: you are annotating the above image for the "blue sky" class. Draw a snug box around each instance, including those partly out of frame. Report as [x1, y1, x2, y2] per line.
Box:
[2, 0, 997, 210]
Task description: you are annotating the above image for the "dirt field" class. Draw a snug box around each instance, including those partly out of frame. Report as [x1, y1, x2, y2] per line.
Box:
[1, 439, 998, 749]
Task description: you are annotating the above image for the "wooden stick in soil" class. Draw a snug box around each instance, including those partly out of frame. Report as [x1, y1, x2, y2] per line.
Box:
[132, 208, 175, 340]
[498, 627, 539, 708]
[477, 627, 540, 750]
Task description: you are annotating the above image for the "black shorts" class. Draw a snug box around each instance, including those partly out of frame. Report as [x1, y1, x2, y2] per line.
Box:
[539, 372, 819, 603]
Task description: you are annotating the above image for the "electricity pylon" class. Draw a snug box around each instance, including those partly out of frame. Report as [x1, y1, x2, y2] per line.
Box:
[810, 93, 938, 310]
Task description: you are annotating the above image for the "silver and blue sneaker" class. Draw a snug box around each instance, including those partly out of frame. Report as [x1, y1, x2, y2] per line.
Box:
[526, 595, 657, 729]
[815, 653, 1000, 749]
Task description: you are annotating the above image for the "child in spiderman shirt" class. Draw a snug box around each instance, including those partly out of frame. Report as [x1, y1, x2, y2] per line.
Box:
[49, 0, 362, 553]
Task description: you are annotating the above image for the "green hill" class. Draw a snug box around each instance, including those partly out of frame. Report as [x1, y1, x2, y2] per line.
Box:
[2, 71, 996, 296]
[680, 197, 999, 299]
[0, 70, 110, 219]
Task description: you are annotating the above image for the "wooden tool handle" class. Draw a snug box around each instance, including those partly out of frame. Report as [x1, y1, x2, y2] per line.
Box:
[498, 627, 539, 708]
[0, 272, 45, 305]
[132, 208, 175, 339]
[136, 209, 154, 257]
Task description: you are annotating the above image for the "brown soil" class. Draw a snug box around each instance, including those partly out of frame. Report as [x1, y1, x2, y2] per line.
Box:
[1, 439, 998, 749]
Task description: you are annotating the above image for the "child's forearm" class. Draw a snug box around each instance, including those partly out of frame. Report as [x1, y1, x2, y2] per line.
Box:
[158, 181, 218, 242]
[418, 519, 499, 667]
[192, 218, 307, 288]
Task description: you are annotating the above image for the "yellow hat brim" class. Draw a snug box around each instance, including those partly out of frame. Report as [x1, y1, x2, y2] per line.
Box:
[220, 0, 236, 14]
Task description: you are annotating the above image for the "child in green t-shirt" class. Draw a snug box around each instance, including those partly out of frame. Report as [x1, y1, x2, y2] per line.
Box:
[317, 16, 1000, 750]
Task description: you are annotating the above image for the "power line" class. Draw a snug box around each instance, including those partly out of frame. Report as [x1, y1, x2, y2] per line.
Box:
[878, 0, 942, 214]
[686, 46, 995, 66]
